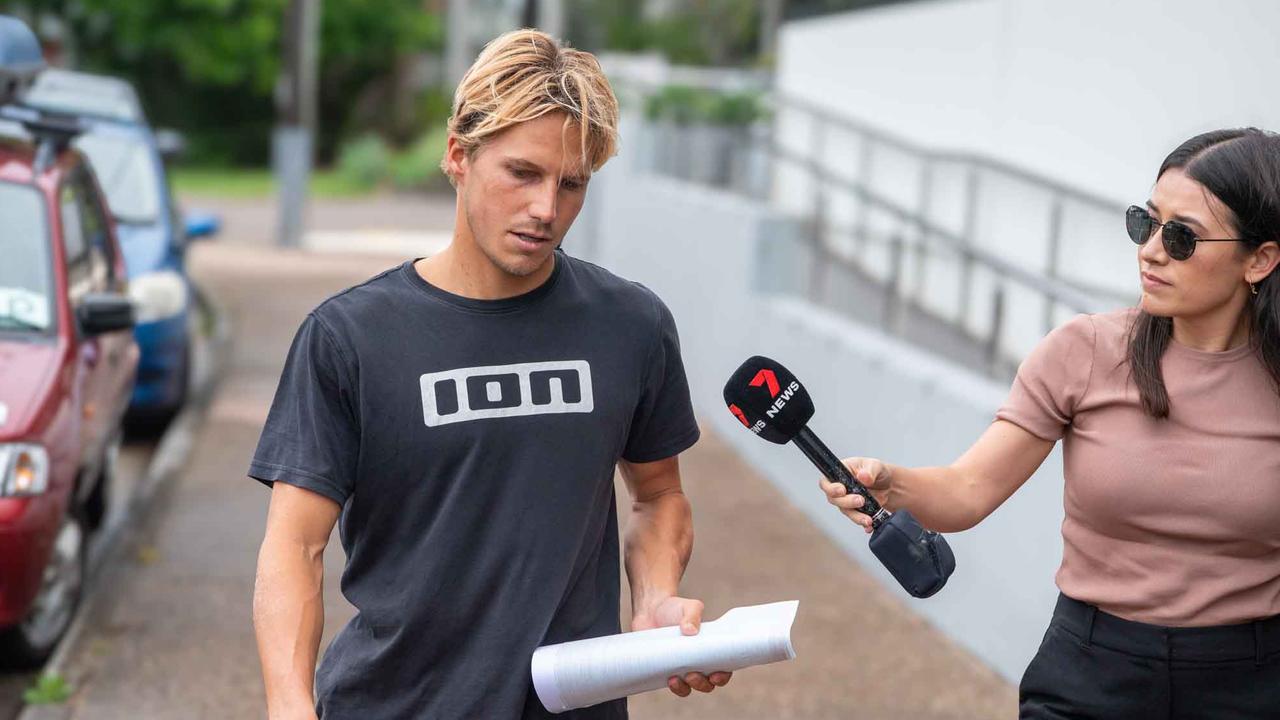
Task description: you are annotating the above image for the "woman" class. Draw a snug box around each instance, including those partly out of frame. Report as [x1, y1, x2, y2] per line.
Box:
[823, 128, 1280, 719]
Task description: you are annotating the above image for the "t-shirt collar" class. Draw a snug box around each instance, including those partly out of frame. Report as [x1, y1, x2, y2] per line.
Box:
[400, 251, 564, 314]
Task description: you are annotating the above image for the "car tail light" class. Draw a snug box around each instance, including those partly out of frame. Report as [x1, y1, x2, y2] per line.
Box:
[0, 444, 49, 496]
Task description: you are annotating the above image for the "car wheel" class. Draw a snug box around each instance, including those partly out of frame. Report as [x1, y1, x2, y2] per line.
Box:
[0, 509, 87, 669]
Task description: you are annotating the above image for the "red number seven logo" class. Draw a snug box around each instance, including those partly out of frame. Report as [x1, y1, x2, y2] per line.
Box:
[729, 403, 750, 428]
[749, 369, 780, 398]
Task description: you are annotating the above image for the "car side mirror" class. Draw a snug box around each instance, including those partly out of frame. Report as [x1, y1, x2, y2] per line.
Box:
[184, 211, 220, 240]
[155, 128, 185, 162]
[78, 293, 135, 335]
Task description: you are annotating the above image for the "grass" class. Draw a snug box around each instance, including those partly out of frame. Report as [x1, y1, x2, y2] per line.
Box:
[171, 166, 375, 199]
[23, 672, 72, 704]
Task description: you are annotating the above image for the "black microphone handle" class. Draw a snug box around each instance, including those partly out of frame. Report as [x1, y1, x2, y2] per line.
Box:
[792, 426, 889, 527]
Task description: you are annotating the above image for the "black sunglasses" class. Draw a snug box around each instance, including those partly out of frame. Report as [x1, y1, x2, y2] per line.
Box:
[1126, 205, 1241, 261]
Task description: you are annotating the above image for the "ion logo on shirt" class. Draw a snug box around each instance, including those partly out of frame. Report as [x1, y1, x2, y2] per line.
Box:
[419, 360, 594, 427]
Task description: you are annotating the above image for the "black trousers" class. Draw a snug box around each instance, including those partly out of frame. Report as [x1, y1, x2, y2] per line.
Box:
[1019, 594, 1280, 720]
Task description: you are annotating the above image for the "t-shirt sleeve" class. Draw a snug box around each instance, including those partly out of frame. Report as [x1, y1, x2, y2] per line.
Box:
[248, 313, 359, 505]
[995, 314, 1096, 442]
[622, 293, 701, 463]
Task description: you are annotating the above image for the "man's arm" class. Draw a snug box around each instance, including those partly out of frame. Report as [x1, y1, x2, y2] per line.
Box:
[619, 455, 731, 697]
[253, 482, 341, 719]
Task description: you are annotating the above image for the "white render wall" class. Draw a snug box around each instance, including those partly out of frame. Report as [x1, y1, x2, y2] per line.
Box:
[777, 0, 1280, 205]
[770, 0, 1280, 357]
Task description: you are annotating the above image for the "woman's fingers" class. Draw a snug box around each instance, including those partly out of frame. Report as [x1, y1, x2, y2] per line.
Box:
[839, 505, 874, 530]
[821, 459, 885, 532]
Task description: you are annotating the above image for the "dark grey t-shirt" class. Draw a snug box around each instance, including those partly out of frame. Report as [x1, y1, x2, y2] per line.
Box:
[249, 252, 700, 719]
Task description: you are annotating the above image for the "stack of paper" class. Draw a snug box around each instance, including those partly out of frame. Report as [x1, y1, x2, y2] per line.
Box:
[531, 600, 799, 713]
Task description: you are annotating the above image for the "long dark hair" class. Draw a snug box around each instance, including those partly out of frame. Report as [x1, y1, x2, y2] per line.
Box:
[1128, 128, 1280, 417]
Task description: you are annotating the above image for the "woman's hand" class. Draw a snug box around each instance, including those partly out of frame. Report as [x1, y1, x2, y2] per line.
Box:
[819, 457, 892, 533]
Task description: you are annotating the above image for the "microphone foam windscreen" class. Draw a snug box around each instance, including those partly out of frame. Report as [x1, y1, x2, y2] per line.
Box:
[722, 356, 815, 444]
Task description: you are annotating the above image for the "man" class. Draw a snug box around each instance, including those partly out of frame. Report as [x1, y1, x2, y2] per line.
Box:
[250, 29, 730, 719]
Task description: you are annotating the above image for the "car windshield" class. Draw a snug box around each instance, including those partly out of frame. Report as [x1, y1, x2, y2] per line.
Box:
[74, 133, 161, 224]
[0, 182, 54, 333]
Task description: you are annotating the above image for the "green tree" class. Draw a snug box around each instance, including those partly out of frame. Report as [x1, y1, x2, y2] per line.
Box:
[8, 0, 442, 165]
[567, 0, 761, 67]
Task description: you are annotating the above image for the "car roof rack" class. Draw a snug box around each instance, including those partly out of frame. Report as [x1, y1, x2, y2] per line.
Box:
[25, 68, 145, 124]
[0, 16, 85, 174]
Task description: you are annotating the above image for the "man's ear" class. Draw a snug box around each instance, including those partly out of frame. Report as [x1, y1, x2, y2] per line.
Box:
[445, 134, 468, 184]
[1246, 240, 1280, 285]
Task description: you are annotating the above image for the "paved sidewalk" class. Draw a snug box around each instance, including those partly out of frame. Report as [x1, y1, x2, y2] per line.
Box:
[31, 237, 1014, 719]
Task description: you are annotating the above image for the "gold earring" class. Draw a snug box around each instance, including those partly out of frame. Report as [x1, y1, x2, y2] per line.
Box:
[1251, 282, 1259, 296]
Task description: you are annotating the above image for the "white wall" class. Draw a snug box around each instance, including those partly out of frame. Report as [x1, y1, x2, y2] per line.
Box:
[772, 0, 1280, 355]
[578, 147, 1068, 682]
[779, 0, 1280, 205]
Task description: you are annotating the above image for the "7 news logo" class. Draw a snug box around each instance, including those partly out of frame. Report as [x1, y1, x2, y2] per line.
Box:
[420, 360, 593, 427]
[729, 368, 799, 435]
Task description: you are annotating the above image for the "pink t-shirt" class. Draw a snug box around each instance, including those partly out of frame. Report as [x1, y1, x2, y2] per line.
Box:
[996, 309, 1280, 626]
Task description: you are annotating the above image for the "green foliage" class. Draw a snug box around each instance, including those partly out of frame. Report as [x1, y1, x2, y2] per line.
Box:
[390, 124, 449, 192]
[23, 673, 72, 705]
[7, 0, 444, 165]
[417, 86, 454, 129]
[171, 166, 385, 198]
[336, 134, 392, 190]
[171, 167, 275, 198]
[568, 0, 761, 67]
[644, 85, 766, 126]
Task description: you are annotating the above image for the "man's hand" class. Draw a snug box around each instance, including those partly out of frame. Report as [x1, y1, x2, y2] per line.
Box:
[631, 595, 733, 697]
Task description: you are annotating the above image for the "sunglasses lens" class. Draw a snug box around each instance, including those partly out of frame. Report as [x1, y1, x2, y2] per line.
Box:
[1163, 222, 1196, 260]
[1126, 206, 1153, 245]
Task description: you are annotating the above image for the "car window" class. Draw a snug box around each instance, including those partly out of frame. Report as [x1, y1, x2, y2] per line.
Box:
[0, 182, 54, 333]
[74, 133, 161, 224]
[60, 182, 90, 293]
[75, 168, 116, 287]
[61, 169, 111, 310]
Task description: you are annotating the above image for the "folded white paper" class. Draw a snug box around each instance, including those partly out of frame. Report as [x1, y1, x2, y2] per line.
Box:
[531, 600, 799, 713]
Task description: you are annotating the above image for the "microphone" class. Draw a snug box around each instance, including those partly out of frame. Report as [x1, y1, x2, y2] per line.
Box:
[723, 356, 955, 599]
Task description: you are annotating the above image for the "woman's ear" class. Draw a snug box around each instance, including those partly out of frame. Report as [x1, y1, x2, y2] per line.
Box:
[1246, 240, 1280, 285]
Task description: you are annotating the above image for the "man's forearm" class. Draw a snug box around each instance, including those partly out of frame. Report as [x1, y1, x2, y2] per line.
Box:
[253, 537, 326, 718]
[623, 490, 694, 611]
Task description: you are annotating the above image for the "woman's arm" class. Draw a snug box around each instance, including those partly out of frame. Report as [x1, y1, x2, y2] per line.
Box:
[823, 420, 1054, 533]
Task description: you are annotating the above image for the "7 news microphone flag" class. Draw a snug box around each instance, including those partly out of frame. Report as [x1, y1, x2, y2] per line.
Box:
[724, 356, 955, 599]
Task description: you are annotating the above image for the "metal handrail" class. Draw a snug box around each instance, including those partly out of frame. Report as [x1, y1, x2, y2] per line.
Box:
[780, 93, 1127, 213]
[620, 74, 1136, 376]
[756, 128, 1128, 313]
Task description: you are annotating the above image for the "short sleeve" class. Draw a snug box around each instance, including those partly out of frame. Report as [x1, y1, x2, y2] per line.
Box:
[995, 314, 1096, 442]
[248, 313, 360, 505]
[622, 294, 700, 463]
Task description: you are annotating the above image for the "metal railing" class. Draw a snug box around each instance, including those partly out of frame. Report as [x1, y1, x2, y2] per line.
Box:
[626, 79, 1136, 378]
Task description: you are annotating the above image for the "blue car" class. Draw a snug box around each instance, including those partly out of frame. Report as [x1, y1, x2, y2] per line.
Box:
[23, 69, 219, 423]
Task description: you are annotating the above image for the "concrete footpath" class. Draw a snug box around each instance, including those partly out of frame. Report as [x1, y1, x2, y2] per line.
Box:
[25, 230, 1015, 718]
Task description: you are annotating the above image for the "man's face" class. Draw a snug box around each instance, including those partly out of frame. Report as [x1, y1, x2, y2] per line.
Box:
[449, 113, 590, 278]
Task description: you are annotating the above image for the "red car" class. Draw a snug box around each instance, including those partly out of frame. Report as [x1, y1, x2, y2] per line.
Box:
[0, 102, 139, 664]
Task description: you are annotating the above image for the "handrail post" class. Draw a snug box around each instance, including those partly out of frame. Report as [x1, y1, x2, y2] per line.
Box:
[884, 232, 905, 334]
[911, 161, 933, 304]
[851, 135, 874, 256]
[986, 282, 1006, 376]
[808, 116, 829, 305]
[1043, 197, 1064, 333]
[958, 166, 980, 328]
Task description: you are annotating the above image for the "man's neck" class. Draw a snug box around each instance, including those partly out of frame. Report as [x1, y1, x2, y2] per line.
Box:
[414, 235, 555, 301]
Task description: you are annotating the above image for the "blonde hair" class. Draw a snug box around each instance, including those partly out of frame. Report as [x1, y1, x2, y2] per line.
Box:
[441, 29, 619, 184]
